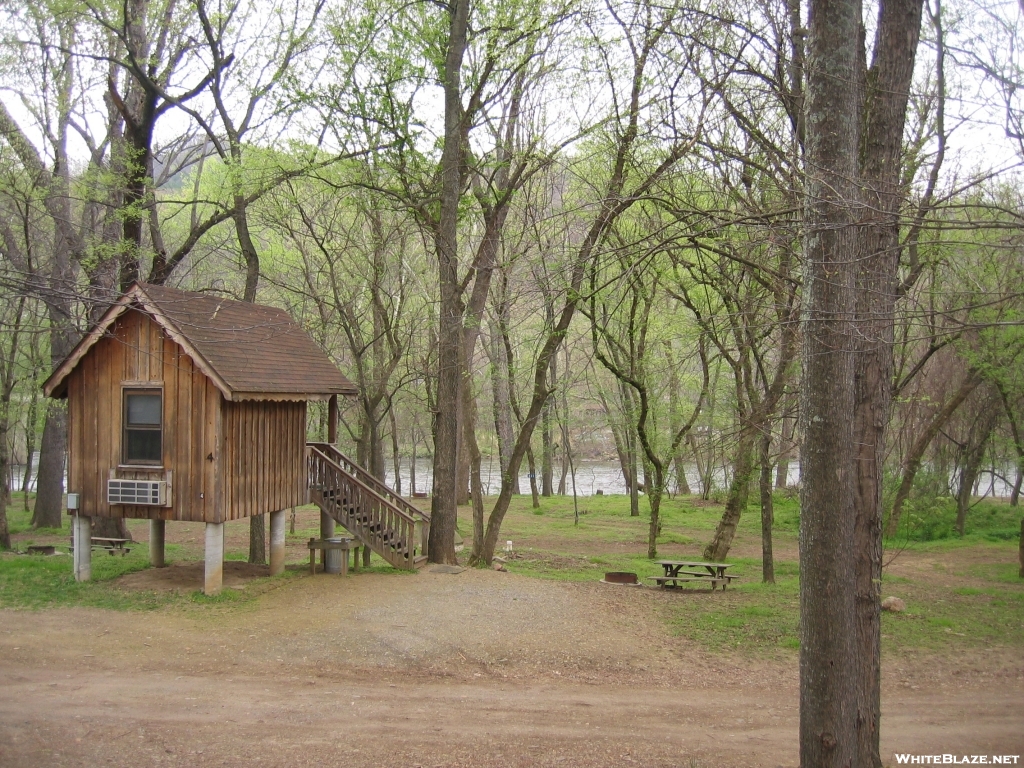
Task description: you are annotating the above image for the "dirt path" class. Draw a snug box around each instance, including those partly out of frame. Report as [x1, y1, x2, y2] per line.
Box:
[2, 567, 1022, 767]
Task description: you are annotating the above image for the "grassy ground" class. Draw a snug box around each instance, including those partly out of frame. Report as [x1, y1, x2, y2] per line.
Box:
[3, 489, 1022, 660]
[0, 497, 404, 611]
[463, 491, 1023, 657]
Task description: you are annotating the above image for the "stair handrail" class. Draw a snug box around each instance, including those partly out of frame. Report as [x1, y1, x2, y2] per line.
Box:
[308, 445, 418, 528]
[305, 448, 421, 569]
[307, 442, 430, 522]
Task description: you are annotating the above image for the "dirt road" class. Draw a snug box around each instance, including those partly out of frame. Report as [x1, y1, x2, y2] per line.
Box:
[2, 567, 1022, 767]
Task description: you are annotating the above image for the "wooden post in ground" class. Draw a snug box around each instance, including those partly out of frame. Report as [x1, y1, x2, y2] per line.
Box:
[1018, 518, 1023, 578]
[150, 519, 166, 567]
[205, 522, 224, 595]
[269, 510, 286, 576]
[73, 514, 92, 582]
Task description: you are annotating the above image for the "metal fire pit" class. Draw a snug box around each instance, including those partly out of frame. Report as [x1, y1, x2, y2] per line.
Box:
[601, 571, 640, 585]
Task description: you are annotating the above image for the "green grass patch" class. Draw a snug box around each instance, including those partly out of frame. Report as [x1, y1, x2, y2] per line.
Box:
[5, 496, 69, 538]
[460, 492, 1022, 656]
[664, 568, 802, 653]
[887, 496, 1022, 544]
[0, 550, 170, 610]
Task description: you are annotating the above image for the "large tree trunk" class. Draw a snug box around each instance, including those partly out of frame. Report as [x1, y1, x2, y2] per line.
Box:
[466, 387, 485, 558]
[0, 87, 85, 533]
[799, 0, 861, 760]
[488, 314, 519, 494]
[358, 407, 387, 481]
[852, 0, 926, 760]
[32, 403, 68, 529]
[21, 380, 39, 506]
[428, 0, 470, 565]
[236, 202, 267, 564]
[33, 214, 78, 531]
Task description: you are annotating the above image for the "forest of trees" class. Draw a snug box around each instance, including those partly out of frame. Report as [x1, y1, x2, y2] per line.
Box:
[0, 0, 1021, 761]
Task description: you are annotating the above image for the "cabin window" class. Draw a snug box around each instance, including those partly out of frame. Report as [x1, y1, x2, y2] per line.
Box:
[123, 390, 162, 464]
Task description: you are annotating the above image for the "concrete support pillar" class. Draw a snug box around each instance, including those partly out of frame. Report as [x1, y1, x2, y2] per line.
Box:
[204, 522, 224, 595]
[320, 511, 334, 567]
[149, 519, 166, 568]
[72, 515, 81, 578]
[269, 510, 286, 576]
[73, 515, 92, 582]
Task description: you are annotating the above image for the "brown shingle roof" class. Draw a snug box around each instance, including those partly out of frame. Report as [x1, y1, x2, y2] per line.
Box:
[44, 282, 357, 401]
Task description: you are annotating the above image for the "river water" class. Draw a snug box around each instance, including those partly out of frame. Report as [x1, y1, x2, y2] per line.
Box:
[385, 458, 796, 497]
[9, 454, 1017, 499]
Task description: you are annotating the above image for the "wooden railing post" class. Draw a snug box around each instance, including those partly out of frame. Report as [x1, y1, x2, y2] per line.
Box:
[307, 443, 427, 570]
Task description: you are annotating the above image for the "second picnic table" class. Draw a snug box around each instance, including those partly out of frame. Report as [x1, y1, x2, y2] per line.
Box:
[648, 560, 737, 590]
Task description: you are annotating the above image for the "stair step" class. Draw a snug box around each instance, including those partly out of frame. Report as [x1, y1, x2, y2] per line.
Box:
[310, 450, 429, 571]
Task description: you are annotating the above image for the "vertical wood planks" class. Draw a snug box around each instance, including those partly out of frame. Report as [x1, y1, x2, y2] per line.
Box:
[207, 379, 222, 523]
[64, 308, 320, 526]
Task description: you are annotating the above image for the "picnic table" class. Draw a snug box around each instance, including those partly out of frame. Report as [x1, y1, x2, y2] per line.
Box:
[69, 536, 132, 556]
[648, 560, 738, 590]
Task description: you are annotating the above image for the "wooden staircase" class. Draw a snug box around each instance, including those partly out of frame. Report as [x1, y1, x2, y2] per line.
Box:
[306, 442, 429, 570]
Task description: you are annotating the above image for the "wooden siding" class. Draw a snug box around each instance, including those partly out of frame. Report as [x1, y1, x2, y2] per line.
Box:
[67, 310, 224, 522]
[221, 400, 306, 520]
[66, 310, 306, 523]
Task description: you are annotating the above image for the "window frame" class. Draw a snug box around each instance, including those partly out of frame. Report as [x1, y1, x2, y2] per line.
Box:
[122, 388, 164, 466]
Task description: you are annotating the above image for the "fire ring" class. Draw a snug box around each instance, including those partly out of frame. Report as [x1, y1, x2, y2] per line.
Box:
[601, 571, 640, 585]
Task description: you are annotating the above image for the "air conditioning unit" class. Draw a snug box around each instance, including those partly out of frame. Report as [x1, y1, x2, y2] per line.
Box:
[108, 479, 168, 506]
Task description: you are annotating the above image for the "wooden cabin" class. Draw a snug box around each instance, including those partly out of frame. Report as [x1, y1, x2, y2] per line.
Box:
[43, 282, 357, 593]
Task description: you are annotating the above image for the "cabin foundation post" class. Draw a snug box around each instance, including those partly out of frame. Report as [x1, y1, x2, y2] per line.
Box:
[204, 522, 224, 595]
[73, 514, 92, 582]
[269, 510, 286, 576]
[149, 519, 166, 567]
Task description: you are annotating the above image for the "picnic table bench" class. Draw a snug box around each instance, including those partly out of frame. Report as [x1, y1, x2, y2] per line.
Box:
[648, 560, 739, 591]
[69, 536, 132, 556]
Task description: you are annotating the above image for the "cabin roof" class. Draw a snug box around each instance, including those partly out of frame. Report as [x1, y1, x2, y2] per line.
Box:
[43, 282, 358, 401]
